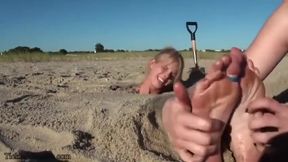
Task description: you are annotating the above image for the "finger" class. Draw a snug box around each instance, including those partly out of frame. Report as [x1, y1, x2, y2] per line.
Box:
[175, 127, 220, 146]
[177, 149, 206, 162]
[177, 149, 195, 162]
[247, 97, 280, 114]
[191, 155, 206, 162]
[176, 139, 217, 157]
[174, 82, 192, 108]
[251, 131, 280, 145]
[178, 113, 218, 132]
[180, 114, 222, 132]
[249, 112, 278, 131]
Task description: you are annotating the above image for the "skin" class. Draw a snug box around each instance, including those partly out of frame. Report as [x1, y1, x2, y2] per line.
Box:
[138, 58, 179, 94]
[248, 98, 288, 150]
[162, 48, 244, 162]
[228, 57, 266, 162]
[245, 0, 288, 81]
[163, 48, 272, 162]
[244, 0, 288, 153]
[163, 1, 288, 161]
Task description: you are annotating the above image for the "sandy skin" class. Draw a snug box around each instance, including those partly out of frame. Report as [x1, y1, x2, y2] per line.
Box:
[192, 49, 267, 162]
[191, 48, 244, 162]
[228, 58, 266, 162]
[163, 48, 245, 162]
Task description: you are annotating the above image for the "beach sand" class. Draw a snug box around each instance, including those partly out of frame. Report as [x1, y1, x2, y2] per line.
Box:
[0, 57, 287, 162]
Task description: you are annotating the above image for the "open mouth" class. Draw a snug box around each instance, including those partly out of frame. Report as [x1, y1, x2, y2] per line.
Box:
[157, 76, 166, 85]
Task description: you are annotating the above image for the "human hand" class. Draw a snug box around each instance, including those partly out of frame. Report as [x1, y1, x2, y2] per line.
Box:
[248, 97, 288, 149]
[162, 82, 222, 162]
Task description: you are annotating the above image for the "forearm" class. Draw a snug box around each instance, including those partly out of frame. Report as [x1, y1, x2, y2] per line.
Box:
[246, 1, 288, 80]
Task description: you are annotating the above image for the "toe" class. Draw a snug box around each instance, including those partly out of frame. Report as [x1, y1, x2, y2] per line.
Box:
[227, 47, 244, 77]
[221, 55, 231, 70]
[208, 55, 231, 74]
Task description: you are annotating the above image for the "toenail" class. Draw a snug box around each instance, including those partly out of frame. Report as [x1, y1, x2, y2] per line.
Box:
[227, 74, 240, 82]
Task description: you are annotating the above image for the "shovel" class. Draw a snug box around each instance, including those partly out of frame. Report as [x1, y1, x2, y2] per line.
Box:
[183, 21, 205, 87]
[186, 21, 199, 70]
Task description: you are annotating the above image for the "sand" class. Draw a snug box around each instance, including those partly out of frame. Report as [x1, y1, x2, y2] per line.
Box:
[0, 57, 287, 162]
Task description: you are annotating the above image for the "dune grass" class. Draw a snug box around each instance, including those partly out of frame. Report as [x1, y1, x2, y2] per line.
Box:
[0, 51, 227, 62]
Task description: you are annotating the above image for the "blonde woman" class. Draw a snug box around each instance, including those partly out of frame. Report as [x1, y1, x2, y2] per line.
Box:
[137, 47, 184, 94]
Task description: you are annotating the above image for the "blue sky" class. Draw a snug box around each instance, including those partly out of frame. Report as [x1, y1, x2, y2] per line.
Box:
[0, 0, 282, 52]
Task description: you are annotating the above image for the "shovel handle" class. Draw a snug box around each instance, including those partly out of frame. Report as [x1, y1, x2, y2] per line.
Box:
[192, 40, 198, 68]
[186, 22, 198, 40]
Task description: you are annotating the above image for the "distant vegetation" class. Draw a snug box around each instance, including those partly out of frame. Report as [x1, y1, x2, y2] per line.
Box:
[3, 46, 70, 55]
[59, 49, 68, 55]
[0, 45, 228, 62]
[95, 43, 126, 53]
[7, 46, 44, 54]
[95, 43, 104, 52]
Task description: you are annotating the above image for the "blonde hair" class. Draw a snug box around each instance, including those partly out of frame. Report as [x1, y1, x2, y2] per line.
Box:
[139, 47, 184, 93]
[153, 47, 184, 83]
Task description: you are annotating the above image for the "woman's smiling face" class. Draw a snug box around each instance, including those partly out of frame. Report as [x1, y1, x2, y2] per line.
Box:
[137, 47, 183, 95]
[148, 56, 180, 91]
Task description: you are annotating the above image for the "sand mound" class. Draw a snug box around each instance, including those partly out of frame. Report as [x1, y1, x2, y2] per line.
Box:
[0, 60, 179, 162]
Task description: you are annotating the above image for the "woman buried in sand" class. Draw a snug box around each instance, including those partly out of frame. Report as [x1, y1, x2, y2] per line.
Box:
[137, 47, 184, 94]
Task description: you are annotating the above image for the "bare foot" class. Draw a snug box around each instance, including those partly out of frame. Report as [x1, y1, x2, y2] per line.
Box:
[195, 48, 266, 162]
[191, 48, 244, 161]
[229, 55, 266, 162]
[192, 48, 242, 128]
